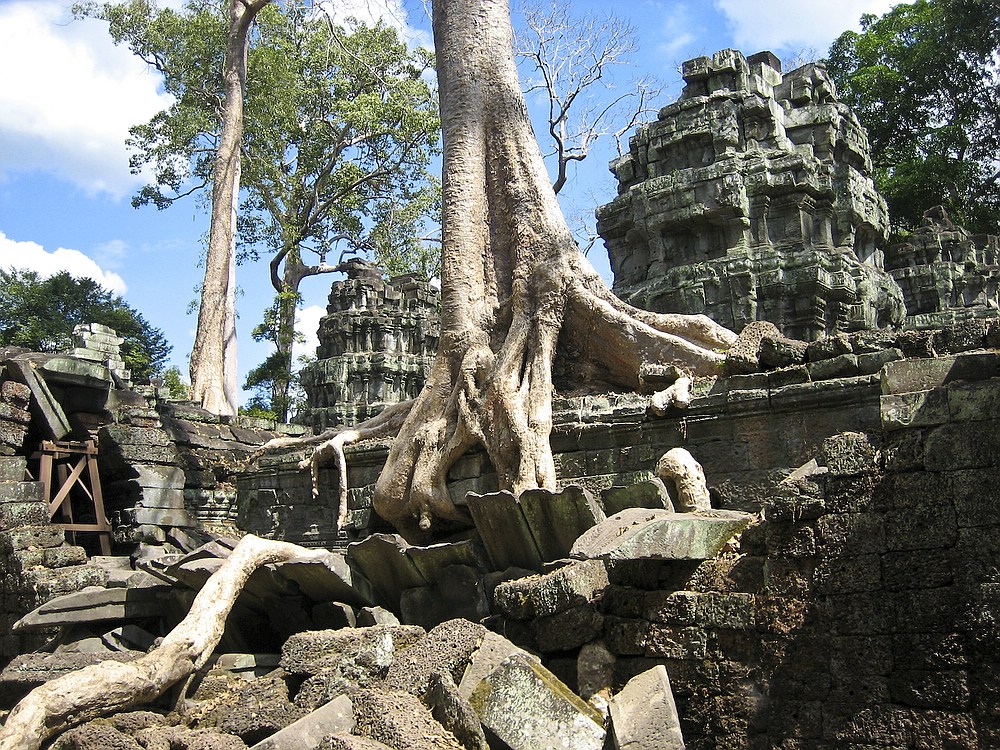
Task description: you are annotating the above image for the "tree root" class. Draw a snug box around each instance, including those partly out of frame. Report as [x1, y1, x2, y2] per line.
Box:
[656, 448, 712, 512]
[0, 535, 325, 750]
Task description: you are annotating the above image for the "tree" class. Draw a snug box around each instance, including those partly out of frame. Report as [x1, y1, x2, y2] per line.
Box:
[345, 0, 735, 541]
[825, 0, 1000, 234]
[0, 269, 171, 379]
[187, 0, 270, 416]
[76, 1, 441, 421]
[513, 0, 660, 195]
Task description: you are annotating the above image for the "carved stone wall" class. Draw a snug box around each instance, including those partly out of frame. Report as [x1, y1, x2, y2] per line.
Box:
[597, 49, 905, 341]
[887, 206, 1000, 329]
[298, 261, 439, 430]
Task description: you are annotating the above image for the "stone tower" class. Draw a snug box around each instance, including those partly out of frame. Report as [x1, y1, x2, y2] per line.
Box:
[597, 49, 905, 341]
[297, 260, 439, 430]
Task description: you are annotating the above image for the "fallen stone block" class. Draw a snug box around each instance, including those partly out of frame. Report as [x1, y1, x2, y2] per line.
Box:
[425, 671, 490, 750]
[608, 665, 685, 750]
[465, 491, 543, 571]
[570, 508, 752, 561]
[493, 559, 609, 619]
[400, 565, 489, 629]
[387, 618, 487, 696]
[318, 736, 394, 750]
[406, 540, 488, 583]
[249, 694, 355, 750]
[519, 485, 606, 561]
[13, 584, 179, 632]
[356, 606, 400, 627]
[346, 534, 428, 613]
[458, 631, 538, 700]
[352, 689, 465, 750]
[601, 479, 672, 516]
[467, 653, 606, 750]
[281, 625, 425, 676]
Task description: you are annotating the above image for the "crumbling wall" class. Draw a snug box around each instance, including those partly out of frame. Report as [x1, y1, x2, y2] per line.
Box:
[489, 357, 1000, 748]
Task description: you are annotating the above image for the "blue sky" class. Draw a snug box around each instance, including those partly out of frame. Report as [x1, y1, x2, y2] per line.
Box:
[0, 0, 895, 403]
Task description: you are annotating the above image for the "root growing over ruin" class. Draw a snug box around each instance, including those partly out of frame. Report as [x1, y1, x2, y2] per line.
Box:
[255, 0, 737, 542]
[0, 535, 325, 750]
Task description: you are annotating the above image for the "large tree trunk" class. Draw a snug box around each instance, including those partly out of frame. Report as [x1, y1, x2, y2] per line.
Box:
[370, 0, 736, 541]
[190, 0, 270, 417]
[0, 536, 325, 750]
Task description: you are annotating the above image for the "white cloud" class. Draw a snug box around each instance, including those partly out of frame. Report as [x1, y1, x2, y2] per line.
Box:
[294, 304, 326, 361]
[714, 0, 897, 55]
[0, 1, 172, 198]
[0, 231, 127, 294]
[658, 3, 697, 61]
[317, 0, 433, 49]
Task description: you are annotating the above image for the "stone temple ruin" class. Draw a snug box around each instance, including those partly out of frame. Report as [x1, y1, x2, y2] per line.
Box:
[597, 49, 905, 340]
[3, 49, 1000, 750]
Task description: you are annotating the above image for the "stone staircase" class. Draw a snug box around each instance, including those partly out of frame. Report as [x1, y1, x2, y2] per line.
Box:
[0, 455, 107, 667]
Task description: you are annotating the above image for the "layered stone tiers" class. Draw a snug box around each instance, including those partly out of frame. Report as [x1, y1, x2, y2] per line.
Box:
[597, 49, 904, 340]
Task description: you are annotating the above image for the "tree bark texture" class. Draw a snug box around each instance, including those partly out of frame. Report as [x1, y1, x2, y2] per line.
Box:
[0, 535, 326, 750]
[369, 0, 736, 541]
[189, 0, 270, 416]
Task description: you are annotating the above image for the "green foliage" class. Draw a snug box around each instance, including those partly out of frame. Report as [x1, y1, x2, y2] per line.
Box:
[161, 365, 190, 399]
[0, 268, 171, 379]
[74, 0, 441, 272]
[826, 0, 1000, 234]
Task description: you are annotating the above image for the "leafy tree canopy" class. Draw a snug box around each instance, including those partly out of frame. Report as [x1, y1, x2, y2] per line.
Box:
[0, 269, 171, 379]
[826, 0, 1000, 234]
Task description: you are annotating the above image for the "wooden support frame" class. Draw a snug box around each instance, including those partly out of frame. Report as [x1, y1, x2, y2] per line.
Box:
[36, 439, 112, 555]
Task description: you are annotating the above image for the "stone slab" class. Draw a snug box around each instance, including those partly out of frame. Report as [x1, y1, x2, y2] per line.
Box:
[13, 585, 174, 631]
[881, 353, 1000, 395]
[458, 631, 538, 700]
[570, 508, 752, 561]
[520, 485, 606, 562]
[406, 540, 487, 583]
[346, 533, 427, 613]
[468, 653, 606, 750]
[608, 665, 685, 749]
[249, 694, 354, 750]
[601, 479, 673, 516]
[465, 491, 543, 571]
[278, 551, 373, 606]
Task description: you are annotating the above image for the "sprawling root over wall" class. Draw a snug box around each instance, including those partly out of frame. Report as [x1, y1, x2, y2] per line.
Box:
[363, 0, 736, 541]
[270, 0, 736, 542]
[0, 536, 328, 750]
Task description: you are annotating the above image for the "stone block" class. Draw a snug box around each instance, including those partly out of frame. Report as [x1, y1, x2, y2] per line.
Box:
[696, 592, 755, 629]
[465, 491, 543, 571]
[280, 625, 425, 676]
[352, 689, 464, 750]
[608, 665, 685, 750]
[467, 653, 605, 750]
[601, 479, 673, 516]
[387, 618, 487, 696]
[0, 481, 44, 504]
[458, 630, 538, 699]
[948, 378, 1000, 422]
[249, 694, 355, 750]
[0, 525, 65, 552]
[882, 353, 1000, 395]
[346, 533, 427, 612]
[493, 559, 609, 620]
[406, 540, 487, 583]
[532, 605, 603, 652]
[880, 389, 950, 431]
[820, 432, 879, 476]
[520, 485, 606, 561]
[889, 669, 970, 711]
[570, 508, 752, 562]
[724, 321, 780, 375]
[644, 625, 707, 660]
[806, 353, 859, 381]
[642, 590, 699, 626]
[0, 457, 27, 482]
[925, 420, 1000, 470]
[278, 550, 373, 606]
[399, 565, 489, 629]
[0, 501, 49, 528]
